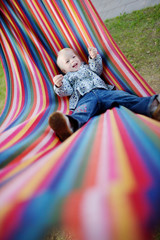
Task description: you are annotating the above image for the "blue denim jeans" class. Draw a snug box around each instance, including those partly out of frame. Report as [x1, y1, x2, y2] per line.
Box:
[68, 89, 156, 131]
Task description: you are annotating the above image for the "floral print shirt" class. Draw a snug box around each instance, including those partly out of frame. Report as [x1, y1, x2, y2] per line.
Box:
[54, 54, 114, 110]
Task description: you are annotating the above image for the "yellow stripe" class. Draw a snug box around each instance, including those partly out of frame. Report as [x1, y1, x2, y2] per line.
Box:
[110, 110, 135, 190]
[4, 8, 29, 55]
[45, 48, 58, 76]
[18, 133, 76, 200]
[1, 114, 40, 151]
[68, 2, 92, 47]
[36, 67, 46, 110]
[104, 69, 123, 90]
[55, 3, 82, 50]
[0, 203, 16, 230]
[108, 110, 140, 240]
[1, 137, 59, 182]
[0, 136, 60, 223]
[33, 1, 61, 50]
[55, 1, 89, 61]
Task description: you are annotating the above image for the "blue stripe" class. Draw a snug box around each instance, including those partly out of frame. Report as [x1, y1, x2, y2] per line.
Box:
[119, 107, 160, 177]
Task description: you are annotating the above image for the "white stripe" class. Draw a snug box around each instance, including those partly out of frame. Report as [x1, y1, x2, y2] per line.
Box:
[31, 32, 54, 79]
[21, 129, 54, 162]
[0, 147, 57, 204]
[81, 188, 110, 240]
[23, 50, 41, 117]
[47, 0, 75, 50]
[96, 112, 110, 188]
[65, 1, 90, 47]
[27, 0, 58, 52]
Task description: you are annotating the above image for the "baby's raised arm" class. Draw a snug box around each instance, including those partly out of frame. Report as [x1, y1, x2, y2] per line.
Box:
[87, 47, 103, 75]
[88, 46, 98, 59]
[53, 74, 64, 88]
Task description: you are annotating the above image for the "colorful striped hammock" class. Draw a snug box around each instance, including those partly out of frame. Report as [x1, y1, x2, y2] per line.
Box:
[0, 1, 160, 240]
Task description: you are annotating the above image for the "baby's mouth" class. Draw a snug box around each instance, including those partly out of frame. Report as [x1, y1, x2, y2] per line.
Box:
[72, 63, 78, 68]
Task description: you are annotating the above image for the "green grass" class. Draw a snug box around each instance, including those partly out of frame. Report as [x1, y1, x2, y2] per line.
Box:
[0, 60, 6, 115]
[105, 4, 160, 93]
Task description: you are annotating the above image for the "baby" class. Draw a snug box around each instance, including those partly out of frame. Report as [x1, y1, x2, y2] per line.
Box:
[49, 47, 160, 141]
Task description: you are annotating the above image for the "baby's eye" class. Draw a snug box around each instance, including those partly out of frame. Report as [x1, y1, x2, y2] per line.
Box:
[66, 60, 69, 63]
[73, 55, 76, 58]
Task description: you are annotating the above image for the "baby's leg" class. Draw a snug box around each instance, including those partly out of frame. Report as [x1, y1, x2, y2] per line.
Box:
[100, 89, 159, 118]
[49, 91, 100, 141]
[69, 90, 100, 129]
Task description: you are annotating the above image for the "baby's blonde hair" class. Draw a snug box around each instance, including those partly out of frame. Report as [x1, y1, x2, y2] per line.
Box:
[57, 48, 79, 72]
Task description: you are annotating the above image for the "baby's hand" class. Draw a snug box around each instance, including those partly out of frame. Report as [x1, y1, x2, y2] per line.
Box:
[88, 46, 97, 59]
[53, 74, 63, 88]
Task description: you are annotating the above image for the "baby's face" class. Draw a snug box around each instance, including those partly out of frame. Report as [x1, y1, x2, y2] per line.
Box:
[60, 49, 82, 73]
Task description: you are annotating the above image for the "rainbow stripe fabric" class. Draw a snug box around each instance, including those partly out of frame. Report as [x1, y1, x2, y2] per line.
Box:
[0, 1, 160, 240]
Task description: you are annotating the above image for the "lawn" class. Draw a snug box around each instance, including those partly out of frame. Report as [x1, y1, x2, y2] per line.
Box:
[0, 61, 6, 115]
[0, 4, 160, 240]
[105, 4, 160, 93]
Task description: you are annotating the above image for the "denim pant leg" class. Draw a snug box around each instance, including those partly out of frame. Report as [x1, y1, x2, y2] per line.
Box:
[97, 89, 156, 117]
[68, 91, 100, 130]
[68, 89, 156, 131]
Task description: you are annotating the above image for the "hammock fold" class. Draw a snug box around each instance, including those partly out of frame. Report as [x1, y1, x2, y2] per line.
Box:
[0, 1, 160, 240]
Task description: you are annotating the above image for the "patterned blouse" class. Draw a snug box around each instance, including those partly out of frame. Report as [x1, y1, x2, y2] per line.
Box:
[54, 54, 114, 110]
